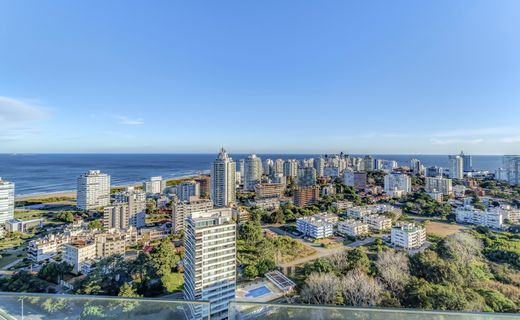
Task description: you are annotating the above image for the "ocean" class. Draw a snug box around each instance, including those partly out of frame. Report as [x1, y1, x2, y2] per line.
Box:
[0, 153, 503, 196]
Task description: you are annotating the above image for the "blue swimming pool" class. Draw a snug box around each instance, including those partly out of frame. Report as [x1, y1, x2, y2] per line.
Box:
[245, 285, 272, 298]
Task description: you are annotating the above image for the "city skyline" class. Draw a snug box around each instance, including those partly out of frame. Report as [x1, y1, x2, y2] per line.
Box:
[1, 1, 520, 154]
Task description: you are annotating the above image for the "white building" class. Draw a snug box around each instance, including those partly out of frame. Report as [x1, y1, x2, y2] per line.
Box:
[283, 159, 298, 178]
[184, 208, 236, 320]
[384, 173, 411, 198]
[503, 155, 520, 185]
[0, 178, 15, 225]
[175, 181, 201, 202]
[425, 177, 453, 195]
[455, 205, 503, 229]
[337, 219, 369, 237]
[453, 185, 467, 198]
[427, 192, 443, 202]
[296, 214, 336, 239]
[143, 176, 166, 194]
[63, 240, 97, 274]
[211, 148, 236, 208]
[363, 214, 392, 231]
[391, 223, 426, 249]
[313, 157, 325, 177]
[27, 234, 71, 262]
[243, 154, 262, 191]
[448, 155, 464, 180]
[113, 187, 146, 228]
[171, 198, 214, 233]
[298, 167, 317, 186]
[77, 170, 110, 211]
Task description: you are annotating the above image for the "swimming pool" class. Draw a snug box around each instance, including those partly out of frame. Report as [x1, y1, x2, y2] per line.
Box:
[245, 285, 272, 298]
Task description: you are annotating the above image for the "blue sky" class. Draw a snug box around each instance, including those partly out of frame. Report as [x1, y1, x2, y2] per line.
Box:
[1, 0, 519, 154]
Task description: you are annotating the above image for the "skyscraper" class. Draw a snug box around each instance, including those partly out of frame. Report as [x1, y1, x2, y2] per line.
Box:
[211, 148, 236, 208]
[448, 155, 464, 179]
[298, 167, 317, 187]
[283, 159, 298, 178]
[0, 177, 15, 225]
[143, 176, 166, 194]
[460, 151, 472, 172]
[243, 154, 262, 191]
[503, 155, 520, 185]
[184, 208, 236, 320]
[313, 157, 325, 177]
[77, 170, 111, 211]
[263, 158, 274, 176]
[175, 181, 200, 202]
[363, 155, 375, 172]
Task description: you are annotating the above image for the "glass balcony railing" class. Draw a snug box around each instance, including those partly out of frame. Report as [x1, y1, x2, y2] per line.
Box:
[0, 293, 518, 320]
[227, 301, 520, 320]
[0, 292, 211, 320]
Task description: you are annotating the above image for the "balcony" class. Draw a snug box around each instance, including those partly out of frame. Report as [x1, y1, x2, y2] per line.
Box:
[0, 293, 518, 319]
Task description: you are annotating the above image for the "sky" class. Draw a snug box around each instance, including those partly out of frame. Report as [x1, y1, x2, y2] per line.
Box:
[1, 0, 519, 154]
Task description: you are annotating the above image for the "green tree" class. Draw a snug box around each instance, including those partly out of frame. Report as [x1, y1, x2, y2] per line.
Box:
[38, 261, 72, 284]
[244, 265, 259, 278]
[150, 238, 180, 276]
[118, 283, 141, 297]
[346, 249, 370, 273]
[88, 219, 103, 230]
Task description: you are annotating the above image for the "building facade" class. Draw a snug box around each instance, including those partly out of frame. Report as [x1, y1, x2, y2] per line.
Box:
[448, 155, 464, 179]
[211, 148, 236, 208]
[243, 154, 262, 191]
[391, 223, 426, 249]
[77, 170, 111, 211]
[425, 176, 453, 195]
[293, 186, 320, 207]
[0, 178, 15, 225]
[384, 173, 411, 198]
[337, 219, 369, 237]
[184, 208, 236, 320]
[171, 199, 214, 233]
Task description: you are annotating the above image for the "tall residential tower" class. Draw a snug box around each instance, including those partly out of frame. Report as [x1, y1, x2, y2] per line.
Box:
[211, 148, 236, 208]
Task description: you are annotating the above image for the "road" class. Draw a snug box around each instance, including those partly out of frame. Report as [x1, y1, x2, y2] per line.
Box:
[264, 225, 376, 269]
[0, 259, 22, 271]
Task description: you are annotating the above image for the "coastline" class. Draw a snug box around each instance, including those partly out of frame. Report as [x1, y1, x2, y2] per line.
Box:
[15, 174, 205, 201]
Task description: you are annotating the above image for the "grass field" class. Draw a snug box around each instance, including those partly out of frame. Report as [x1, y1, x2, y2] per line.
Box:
[425, 221, 467, 237]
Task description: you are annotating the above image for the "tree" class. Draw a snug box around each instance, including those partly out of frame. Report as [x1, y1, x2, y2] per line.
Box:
[440, 233, 482, 265]
[300, 272, 340, 305]
[56, 211, 75, 223]
[88, 219, 103, 230]
[340, 269, 383, 307]
[244, 265, 259, 278]
[346, 248, 370, 273]
[375, 250, 410, 295]
[238, 221, 263, 243]
[118, 283, 141, 297]
[38, 261, 72, 284]
[256, 257, 275, 275]
[150, 238, 180, 276]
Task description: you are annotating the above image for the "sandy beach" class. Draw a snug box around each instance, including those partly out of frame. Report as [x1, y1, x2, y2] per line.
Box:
[15, 174, 204, 201]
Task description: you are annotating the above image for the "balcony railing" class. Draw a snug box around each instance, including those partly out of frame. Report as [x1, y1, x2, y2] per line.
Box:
[0, 293, 518, 320]
[227, 301, 520, 320]
[0, 292, 210, 320]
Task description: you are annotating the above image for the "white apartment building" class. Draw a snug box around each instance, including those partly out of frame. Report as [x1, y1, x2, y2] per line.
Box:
[0, 178, 15, 224]
[77, 170, 110, 211]
[211, 148, 236, 208]
[296, 214, 336, 239]
[427, 192, 443, 202]
[455, 205, 503, 229]
[337, 219, 369, 237]
[363, 214, 392, 231]
[27, 234, 71, 262]
[143, 176, 166, 194]
[113, 187, 147, 228]
[384, 173, 411, 198]
[171, 198, 214, 233]
[250, 197, 280, 211]
[448, 155, 464, 179]
[175, 181, 201, 202]
[184, 208, 236, 320]
[425, 176, 453, 195]
[243, 154, 262, 191]
[391, 223, 426, 249]
[283, 159, 298, 178]
[63, 240, 97, 274]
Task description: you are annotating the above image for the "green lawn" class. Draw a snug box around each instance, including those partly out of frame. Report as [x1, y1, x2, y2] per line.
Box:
[161, 272, 184, 293]
[0, 252, 23, 269]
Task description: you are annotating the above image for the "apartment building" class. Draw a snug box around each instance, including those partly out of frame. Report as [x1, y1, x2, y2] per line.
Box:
[425, 176, 453, 195]
[293, 186, 320, 207]
[391, 223, 426, 249]
[63, 240, 97, 274]
[455, 205, 503, 229]
[337, 219, 369, 237]
[184, 208, 236, 320]
[254, 183, 285, 199]
[77, 170, 110, 211]
[296, 214, 336, 239]
[171, 198, 213, 233]
[363, 214, 392, 231]
[143, 176, 166, 194]
[0, 177, 15, 225]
